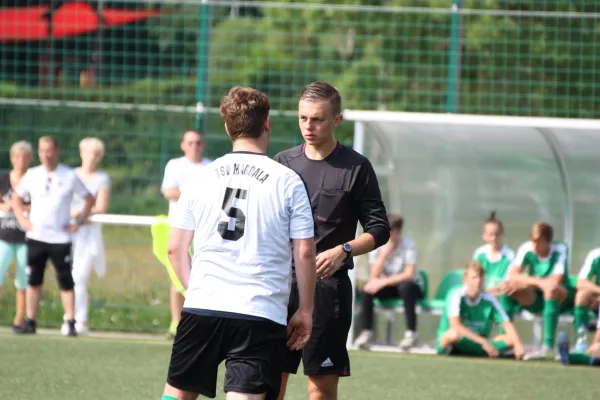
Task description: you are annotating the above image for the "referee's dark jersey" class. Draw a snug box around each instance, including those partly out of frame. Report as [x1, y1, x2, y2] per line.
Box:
[274, 142, 390, 270]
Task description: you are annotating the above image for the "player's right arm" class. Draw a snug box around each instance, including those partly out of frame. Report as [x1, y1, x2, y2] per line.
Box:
[12, 170, 32, 232]
[286, 172, 317, 351]
[167, 186, 196, 289]
[488, 294, 524, 359]
[577, 250, 600, 294]
[161, 160, 181, 201]
[507, 243, 545, 290]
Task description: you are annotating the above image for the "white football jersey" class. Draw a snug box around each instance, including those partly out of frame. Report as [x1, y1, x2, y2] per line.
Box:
[170, 151, 314, 326]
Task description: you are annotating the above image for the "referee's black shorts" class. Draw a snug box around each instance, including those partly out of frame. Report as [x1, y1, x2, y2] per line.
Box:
[166, 310, 287, 399]
[282, 270, 353, 377]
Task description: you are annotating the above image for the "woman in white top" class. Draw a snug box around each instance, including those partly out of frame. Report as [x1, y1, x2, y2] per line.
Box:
[62, 137, 111, 335]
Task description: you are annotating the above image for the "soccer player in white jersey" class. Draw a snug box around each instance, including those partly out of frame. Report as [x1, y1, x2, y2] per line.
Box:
[161, 129, 212, 338]
[161, 86, 317, 400]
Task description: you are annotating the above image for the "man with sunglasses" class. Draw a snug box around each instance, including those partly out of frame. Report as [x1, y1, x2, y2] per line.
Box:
[12, 136, 94, 336]
[161, 130, 212, 338]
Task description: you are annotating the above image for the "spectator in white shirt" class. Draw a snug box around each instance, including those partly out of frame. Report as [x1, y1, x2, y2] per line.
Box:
[12, 136, 94, 336]
[354, 214, 424, 350]
[161, 130, 212, 338]
[61, 137, 111, 336]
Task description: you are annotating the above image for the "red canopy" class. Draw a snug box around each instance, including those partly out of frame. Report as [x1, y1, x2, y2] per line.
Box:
[0, 3, 160, 43]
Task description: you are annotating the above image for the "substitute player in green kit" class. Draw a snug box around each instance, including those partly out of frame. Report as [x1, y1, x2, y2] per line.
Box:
[500, 222, 573, 361]
[572, 247, 600, 333]
[472, 211, 515, 294]
[436, 261, 524, 359]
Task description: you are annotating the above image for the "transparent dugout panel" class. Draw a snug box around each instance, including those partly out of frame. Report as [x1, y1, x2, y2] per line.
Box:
[361, 121, 567, 287]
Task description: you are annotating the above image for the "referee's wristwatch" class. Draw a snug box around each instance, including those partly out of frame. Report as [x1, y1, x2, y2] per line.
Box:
[341, 243, 353, 261]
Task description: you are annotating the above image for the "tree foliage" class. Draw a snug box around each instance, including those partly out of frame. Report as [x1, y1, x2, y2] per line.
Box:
[1, 0, 599, 213]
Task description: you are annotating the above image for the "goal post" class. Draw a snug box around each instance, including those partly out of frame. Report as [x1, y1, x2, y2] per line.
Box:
[343, 110, 600, 348]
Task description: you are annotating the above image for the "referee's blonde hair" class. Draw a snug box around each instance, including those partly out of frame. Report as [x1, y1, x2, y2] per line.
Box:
[79, 137, 105, 157]
[10, 140, 33, 157]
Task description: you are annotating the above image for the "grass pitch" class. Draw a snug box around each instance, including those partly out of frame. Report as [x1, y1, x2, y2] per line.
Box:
[1, 330, 598, 400]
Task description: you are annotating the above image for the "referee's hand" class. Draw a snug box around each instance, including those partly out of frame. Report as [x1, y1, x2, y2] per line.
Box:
[286, 310, 312, 351]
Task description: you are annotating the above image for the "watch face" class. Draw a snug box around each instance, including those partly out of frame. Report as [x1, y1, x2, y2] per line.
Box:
[343, 243, 352, 252]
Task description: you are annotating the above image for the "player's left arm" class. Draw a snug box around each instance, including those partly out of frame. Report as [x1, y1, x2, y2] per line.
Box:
[167, 187, 196, 290]
[167, 228, 194, 290]
[577, 252, 600, 294]
[491, 296, 524, 359]
[347, 159, 391, 256]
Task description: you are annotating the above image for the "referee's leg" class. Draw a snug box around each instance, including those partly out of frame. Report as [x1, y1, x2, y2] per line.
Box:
[305, 273, 352, 400]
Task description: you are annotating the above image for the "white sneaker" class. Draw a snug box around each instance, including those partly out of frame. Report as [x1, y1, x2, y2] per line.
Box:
[399, 331, 418, 350]
[523, 346, 555, 361]
[75, 323, 89, 336]
[353, 330, 374, 349]
[60, 322, 69, 336]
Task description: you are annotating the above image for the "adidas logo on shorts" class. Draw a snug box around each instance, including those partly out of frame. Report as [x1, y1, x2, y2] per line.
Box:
[321, 357, 333, 368]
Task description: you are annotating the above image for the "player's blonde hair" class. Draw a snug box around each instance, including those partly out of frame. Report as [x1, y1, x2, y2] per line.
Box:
[79, 137, 105, 157]
[463, 260, 485, 277]
[531, 222, 553, 242]
[10, 140, 33, 157]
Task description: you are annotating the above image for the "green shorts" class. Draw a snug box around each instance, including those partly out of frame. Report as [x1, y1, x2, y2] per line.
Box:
[522, 290, 545, 314]
[436, 337, 509, 357]
[522, 287, 575, 314]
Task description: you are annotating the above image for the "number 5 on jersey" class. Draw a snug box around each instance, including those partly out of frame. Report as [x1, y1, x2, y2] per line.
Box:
[218, 187, 247, 241]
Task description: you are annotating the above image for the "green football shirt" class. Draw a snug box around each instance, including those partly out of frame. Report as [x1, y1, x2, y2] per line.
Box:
[509, 241, 567, 278]
[472, 244, 515, 288]
[437, 286, 509, 339]
[578, 248, 600, 285]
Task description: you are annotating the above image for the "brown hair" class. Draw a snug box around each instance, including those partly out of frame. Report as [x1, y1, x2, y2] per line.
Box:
[299, 81, 342, 115]
[484, 210, 504, 234]
[531, 222, 553, 242]
[388, 213, 404, 231]
[219, 86, 270, 140]
[464, 260, 485, 277]
[39, 135, 58, 148]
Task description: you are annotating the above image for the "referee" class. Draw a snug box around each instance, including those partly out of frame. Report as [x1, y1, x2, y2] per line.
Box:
[12, 136, 94, 336]
[275, 82, 390, 400]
